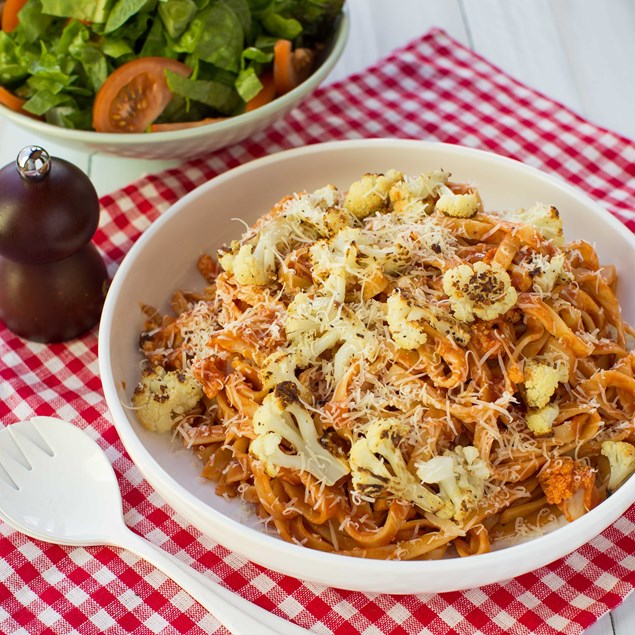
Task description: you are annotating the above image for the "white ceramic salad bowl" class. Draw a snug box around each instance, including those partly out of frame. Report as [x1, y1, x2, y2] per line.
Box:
[0, 9, 348, 161]
[99, 139, 635, 594]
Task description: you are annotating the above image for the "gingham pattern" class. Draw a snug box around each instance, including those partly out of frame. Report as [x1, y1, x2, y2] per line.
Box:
[1, 28, 635, 635]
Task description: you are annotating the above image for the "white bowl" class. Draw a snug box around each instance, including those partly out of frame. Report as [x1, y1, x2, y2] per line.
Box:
[0, 12, 348, 161]
[99, 139, 635, 593]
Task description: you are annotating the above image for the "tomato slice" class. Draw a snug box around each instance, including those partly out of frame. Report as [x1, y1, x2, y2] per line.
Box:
[0, 86, 26, 111]
[273, 40, 315, 96]
[92, 57, 190, 133]
[245, 72, 276, 112]
[1, 0, 28, 33]
[0, 85, 40, 119]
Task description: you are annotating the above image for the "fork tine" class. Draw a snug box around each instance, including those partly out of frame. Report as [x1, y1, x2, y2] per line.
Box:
[13, 419, 54, 457]
[0, 432, 32, 491]
[29, 416, 85, 455]
[6, 426, 57, 479]
[0, 453, 19, 490]
[0, 425, 32, 470]
[0, 419, 57, 491]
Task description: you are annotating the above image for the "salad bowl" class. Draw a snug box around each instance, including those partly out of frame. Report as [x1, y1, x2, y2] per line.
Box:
[99, 139, 635, 593]
[0, 4, 348, 160]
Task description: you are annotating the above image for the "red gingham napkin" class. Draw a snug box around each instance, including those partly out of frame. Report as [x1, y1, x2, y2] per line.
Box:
[2, 28, 635, 635]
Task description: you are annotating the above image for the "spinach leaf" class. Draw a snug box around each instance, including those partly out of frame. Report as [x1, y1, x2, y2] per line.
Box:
[138, 17, 170, 57]
[105, 0, 151, 33]
[158, 0, 198, 38]
[69, 36, 109, 92]
[177, 1, 243, 72]
[101, 38, 136, 59]
[261, 12, 301, 39]
[0, 0, 343, 130]
[222, 0, 250, 33]
[166, 67, 239, 113]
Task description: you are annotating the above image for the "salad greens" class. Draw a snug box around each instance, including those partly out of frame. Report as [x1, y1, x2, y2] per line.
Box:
[0, 0, 343, 130]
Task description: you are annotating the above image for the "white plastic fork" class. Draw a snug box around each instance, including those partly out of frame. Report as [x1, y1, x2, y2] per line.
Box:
[0, 417, 311, 635]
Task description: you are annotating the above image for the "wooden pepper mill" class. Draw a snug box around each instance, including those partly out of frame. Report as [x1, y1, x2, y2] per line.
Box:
[0, 146, 109, 343]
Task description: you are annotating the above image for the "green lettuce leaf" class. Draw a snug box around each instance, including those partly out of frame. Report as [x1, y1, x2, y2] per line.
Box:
[14, 0, 55, 44]
[23, 89, 72, 115]
[45, 103, 93, 129]
[235, 66, 261, 100]
[40, 0, 114, 23]
[0, 33, 31, 84]
[0, 0, 343, 129]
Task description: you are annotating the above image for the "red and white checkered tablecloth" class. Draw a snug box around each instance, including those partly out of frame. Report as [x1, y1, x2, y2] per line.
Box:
[2, 28, 635, 635]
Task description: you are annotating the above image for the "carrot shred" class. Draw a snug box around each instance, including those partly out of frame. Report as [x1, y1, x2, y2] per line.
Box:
[273, 40, 295, 96]
[1, 0, 28, 33]
[273, 39, 315, 96]
[0, 86, 39, 119]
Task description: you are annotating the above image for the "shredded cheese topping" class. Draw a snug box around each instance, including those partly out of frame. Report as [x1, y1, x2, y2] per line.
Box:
[134, 169, 635, 559]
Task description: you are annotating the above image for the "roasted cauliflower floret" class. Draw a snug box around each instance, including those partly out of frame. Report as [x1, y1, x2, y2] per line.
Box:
[523, 359, 569, 409]
[219, 187, 351, 287]
[309, 227, 362, 302]
[388, 170, 449, 214]
[442, 261, 518, 323]
[416, 445, 491, 522]
[260, 348, 303, 392]
[350, 418, 444, 512]
[434, 185, 481, 218]
[386, 290, 428, 350]
[218, 213, 292, 286]
[132, 366, 203, 433]
[218, 243, 268, 286]
[344, 170, 403, 219]
[280, 292, 378, 385]
[526, 253, 572, 294]
[538, 457, 598, 521]
[420, 303, 471, 347]
[395, 277, 471, 347]
[601, 440, 635, 494]
[354, 227, 414, 275]
[508, 202, 564, 246]
[526, 403, 559, 436]
[249, 382, 350, 485]
[284, 185, 351, 238]
[311, 226, 414, 299]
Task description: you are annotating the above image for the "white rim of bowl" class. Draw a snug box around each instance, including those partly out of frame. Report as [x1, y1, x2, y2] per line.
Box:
[0, 8, 350, 144]
[99, 138, 635, 579]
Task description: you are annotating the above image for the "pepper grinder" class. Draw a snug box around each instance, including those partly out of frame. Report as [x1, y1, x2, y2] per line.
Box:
[0, 146, 109, 342]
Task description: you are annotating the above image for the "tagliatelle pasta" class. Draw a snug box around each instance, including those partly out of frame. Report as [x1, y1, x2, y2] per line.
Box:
[133, 169, 635, 560]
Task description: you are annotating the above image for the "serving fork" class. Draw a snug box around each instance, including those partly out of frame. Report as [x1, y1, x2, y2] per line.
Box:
[0, 417, 310, 635]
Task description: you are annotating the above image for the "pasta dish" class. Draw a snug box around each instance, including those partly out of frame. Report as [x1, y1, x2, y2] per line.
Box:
[133, 169, 635, 560]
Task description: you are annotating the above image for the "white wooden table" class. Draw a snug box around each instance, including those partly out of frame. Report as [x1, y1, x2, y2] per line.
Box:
[1, 1, 633, 632]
